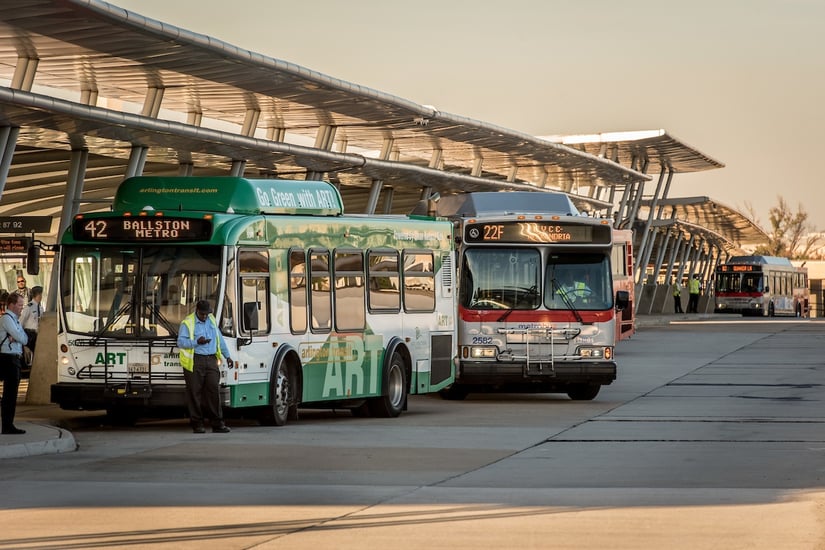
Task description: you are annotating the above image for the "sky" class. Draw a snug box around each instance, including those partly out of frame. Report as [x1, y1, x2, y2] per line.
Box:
[112, 0, 825, 231]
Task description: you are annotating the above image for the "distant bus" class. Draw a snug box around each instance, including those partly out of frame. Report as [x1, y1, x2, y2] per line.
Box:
[714, 255, 809, 317]
[51, 176, 456, 424]
[611, 229, 635, 340]
[423, 192, 629, 401]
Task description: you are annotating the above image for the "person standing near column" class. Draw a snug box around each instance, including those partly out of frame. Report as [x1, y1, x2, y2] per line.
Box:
[673, 278, 683, 314]
[0, 293, 28, 434]
[177, 300, 233, 433]
[20, 285, 43, 354]
[688, 274, 702, 313]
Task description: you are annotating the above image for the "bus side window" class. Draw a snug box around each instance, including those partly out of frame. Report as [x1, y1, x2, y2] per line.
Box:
[289, 249, 308, 334]
[238, 248, 270, 335]
[309, 249, 332, 332]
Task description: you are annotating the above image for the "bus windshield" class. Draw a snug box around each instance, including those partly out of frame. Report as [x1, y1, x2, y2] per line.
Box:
[716, 272, 764, 293]
[61, 245, 223, 338]
[545, 253, 612, 311]
[461, 249, 540, 310]
[460, 249, 612, 311]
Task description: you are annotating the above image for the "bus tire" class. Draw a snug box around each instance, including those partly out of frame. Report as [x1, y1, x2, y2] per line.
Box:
[567, 384, 600, 401]
[260, 360, 297, 426]
[367, 352, 407, 418]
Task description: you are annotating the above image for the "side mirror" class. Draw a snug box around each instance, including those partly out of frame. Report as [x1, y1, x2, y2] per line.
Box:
[615, 290, 630, 311]
[243, 302, 259, 331]
[26, 242, 40, 275]
[764, 286, 769, 293]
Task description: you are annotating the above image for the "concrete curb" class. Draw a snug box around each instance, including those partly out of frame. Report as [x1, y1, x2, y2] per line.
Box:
[0, 422, 77, 459]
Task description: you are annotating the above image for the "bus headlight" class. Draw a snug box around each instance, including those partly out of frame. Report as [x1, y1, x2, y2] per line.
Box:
[469, 346, 498, 359]
[578, 346, 613, 360]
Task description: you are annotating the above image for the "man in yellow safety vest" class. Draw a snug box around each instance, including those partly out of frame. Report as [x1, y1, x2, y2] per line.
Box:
[687, 274, 702, 313]
[178, 300, 234, 433]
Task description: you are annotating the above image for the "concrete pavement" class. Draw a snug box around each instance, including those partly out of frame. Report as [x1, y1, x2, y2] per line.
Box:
[0, 311, 735, 460]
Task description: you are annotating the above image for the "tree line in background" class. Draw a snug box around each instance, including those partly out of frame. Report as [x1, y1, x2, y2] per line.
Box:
[746, 197, 823, 259]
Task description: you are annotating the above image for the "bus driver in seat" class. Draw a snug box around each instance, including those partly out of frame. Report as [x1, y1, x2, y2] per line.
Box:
[558, 270, 592, 304]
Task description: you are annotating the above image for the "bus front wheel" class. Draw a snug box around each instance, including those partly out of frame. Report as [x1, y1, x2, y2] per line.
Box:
[260, 361, 297, 426]
[368, 352, 407, 418]
[567, 384, 600, 401]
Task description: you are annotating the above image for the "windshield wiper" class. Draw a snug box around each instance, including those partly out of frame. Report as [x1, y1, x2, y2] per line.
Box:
[142, 300, 179, 337]
[550, 278, 585, 324]
[95, 301, 133, 337]
[497, 285, 538, 323]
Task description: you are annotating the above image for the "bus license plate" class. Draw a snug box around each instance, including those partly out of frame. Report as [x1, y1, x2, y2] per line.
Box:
[127, 363, 149, 374]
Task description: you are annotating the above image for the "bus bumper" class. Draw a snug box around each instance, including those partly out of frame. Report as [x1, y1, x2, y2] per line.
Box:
[50, 382, 199, 411]
[455, 360, 616, 390]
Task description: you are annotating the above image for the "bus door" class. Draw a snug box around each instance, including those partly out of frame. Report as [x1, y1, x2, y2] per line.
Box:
[234, 248, 272, 384]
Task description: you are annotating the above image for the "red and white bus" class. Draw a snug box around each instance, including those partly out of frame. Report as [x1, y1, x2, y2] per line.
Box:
[611, 229, 635, 340]
[425, 192, 629, 401]
[714, 255, 809, 317]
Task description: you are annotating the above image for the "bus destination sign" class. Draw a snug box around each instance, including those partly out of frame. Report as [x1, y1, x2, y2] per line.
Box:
[464, 221, 611, 245]
[73, 217, 213, 242]
[719, 265, 756, 272]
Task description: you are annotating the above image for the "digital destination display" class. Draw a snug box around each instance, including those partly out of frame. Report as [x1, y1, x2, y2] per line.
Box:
[73, 217, 213, 242]
[719, 265, 758, 272]
[464, 221, 611, 245]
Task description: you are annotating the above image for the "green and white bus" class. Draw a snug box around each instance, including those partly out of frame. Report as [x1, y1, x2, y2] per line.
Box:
[51, 176, 456, 425]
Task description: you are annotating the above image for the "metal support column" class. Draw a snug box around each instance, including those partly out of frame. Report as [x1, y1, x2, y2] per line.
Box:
[677, 235, 696, 283]
[634, 168, 668, 282]
[664, 231, 685, 283]
[0, 126, 20, 199]
[49, 149, 89, 309]
[230, 160, 246, 177]
[652, 230, 673, 282]
[11, 56, 38, 91]
[125, 146, 148, 178]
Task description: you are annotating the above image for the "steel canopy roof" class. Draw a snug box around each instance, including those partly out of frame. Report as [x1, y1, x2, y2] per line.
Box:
[639, 196, 768, 248]
[0, 0, 766, 257]
[541, 129, 725, 173]
[0, 0, 645, 229]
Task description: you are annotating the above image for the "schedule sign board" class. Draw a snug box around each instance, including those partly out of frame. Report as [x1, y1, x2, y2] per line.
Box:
[0, 216, 52, 233]
[0, 237, 31, 253]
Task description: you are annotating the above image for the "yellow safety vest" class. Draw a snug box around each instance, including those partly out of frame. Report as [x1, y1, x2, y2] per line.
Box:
[673, 284, 681, 297]
[689, 278, 701, 294]
[179, 312, 224, 371]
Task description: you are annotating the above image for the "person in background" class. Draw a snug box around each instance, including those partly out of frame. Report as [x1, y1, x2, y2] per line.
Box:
[13, 276, 30, 302]
[672, 278, 683, 314]
[20, 285, 43, 353]
[0, 293, 28, 434]
[558, 269, 592, 303]
[0, 290, 8, 315]
[177, 300, 233, 434]
[687, 273, 702, 313]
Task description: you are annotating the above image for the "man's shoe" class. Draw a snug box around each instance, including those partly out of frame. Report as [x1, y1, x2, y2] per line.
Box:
[212, 425, 231, 433]
[2, 427, 26, 435]
[192, 425, 206, 434]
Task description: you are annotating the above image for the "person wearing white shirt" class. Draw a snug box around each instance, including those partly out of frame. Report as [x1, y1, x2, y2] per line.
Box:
[19, 285, 43, 353]
[0, 293, 28, 434]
